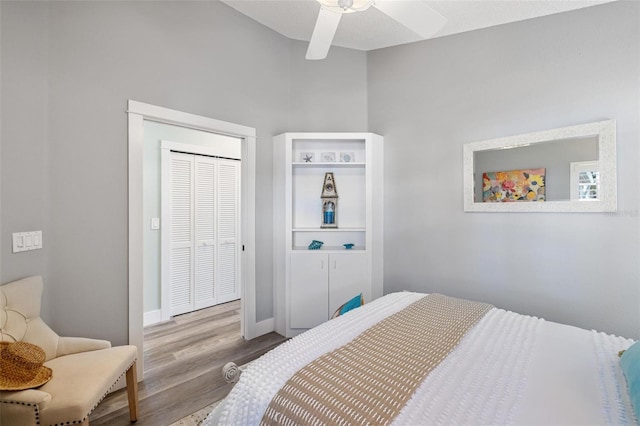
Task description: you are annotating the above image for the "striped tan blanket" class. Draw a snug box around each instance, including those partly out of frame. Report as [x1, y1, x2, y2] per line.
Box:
[261, 294, 493, 425]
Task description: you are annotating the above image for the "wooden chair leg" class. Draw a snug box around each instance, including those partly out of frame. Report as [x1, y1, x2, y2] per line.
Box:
[125, 361, 139, 422]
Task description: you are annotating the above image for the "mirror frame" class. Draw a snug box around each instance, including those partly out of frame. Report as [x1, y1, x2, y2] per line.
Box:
[463, 119, 616, 212]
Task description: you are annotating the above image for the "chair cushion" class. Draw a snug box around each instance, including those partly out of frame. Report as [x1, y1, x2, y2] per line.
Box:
[39, 345, 137, 426]
[1, 276, 61, 361]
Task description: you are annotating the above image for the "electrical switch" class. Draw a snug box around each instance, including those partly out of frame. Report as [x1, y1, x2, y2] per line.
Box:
[12, 231, 43, 253]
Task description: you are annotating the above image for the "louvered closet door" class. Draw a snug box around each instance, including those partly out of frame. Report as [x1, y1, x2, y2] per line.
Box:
[168, 151, 240, 317]
[194, 156, 217, 310]
[217, 159, 240, 303]
[169, 153, 195, 316]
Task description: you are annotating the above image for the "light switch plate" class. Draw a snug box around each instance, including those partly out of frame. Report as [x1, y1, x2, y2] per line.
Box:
[151, 217, 160, 230]
[13, 231, 43, 253]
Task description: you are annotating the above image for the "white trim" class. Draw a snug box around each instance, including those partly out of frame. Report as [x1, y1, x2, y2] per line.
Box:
[371, 133, 384, 300]
[127, 100, 267, 380]
[128, 112, 145, 380]
[250, 318, 275, 339]
[159, 146, 171, 322]
[241, 135, 258, 339]
[127, 100, 255, 138]
[143, 310, 162, 327]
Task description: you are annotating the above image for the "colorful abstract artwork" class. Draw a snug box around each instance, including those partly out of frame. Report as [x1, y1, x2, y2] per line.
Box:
[482, 168, 546, 202]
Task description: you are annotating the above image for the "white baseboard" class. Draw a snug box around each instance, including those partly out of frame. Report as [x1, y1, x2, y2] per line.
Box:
[144, 309, 162, 327]
[245, 317, 274, 340]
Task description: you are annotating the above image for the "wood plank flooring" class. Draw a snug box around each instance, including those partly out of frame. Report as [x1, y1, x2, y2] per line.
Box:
[90, 301, 287, 425]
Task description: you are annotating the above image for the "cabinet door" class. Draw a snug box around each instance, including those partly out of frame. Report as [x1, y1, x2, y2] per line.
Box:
[290, 252, 329, 329]
[329, 252, 370, 316]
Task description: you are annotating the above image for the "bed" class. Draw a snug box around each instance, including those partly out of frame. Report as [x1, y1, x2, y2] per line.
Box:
[204, 292, 638, 425]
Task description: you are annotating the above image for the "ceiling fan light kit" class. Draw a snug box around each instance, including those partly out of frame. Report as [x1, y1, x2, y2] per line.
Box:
[307, 0, 448, 61]
[317, 0, 374, 14]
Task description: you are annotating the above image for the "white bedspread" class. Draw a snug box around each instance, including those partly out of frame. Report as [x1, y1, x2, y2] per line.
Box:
[206, 292, 636, 425]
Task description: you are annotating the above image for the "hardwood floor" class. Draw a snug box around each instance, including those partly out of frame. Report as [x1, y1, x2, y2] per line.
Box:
[90, 301, 287, 425]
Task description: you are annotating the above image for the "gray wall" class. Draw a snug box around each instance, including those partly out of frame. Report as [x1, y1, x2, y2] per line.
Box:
[368, 1, 640, 338]
[1, 1, 367, 344]
[2, 0, 637, 343]
[288, 41, 369, 131]
[0, 2, 51, 318]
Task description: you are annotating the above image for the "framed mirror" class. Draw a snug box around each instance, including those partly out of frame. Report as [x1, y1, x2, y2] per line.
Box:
[463, 120, 616, 212]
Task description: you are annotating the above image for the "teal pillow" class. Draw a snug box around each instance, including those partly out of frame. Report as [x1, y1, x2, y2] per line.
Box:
[620, 340, 640, 421]
[331, 293, 363, 319]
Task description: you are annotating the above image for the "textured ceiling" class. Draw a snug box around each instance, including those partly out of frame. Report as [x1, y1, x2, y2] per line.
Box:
[219, 0, 616, 51]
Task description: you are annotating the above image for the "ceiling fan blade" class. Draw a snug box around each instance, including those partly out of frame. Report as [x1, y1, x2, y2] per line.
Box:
[373, 0, 447, 39]
[306, 8, 342, 60]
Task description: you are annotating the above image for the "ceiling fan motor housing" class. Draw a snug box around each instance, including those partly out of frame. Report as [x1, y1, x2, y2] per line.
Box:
[338, 0, 353, 10]
[318, 0, 373, 14]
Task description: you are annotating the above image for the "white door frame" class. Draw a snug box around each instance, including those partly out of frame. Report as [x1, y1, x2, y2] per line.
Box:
[127, 100, 259, 379]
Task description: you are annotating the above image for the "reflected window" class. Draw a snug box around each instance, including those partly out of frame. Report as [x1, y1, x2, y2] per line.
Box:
[570, 161, 600, 200]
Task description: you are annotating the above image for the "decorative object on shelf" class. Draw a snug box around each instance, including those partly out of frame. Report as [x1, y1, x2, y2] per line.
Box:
[321, 172, 339, 228]
[340, 152, 355, 163]
[308, 240, 324, 250]
[300, 152, 315, 163]
[482, 168, 546, 202]
[343, 243, 354, 250]
[320, 152, 336, 162]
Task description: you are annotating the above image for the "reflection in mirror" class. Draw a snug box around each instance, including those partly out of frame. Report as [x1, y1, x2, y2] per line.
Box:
[474, 136, 598, 202]
[463, 120, 616, 212]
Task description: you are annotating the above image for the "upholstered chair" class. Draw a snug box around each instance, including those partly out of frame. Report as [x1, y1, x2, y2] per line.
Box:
[0, 276, 139, 425]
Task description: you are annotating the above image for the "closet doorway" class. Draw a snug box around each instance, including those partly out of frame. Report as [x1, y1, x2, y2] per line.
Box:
[143, 124, 241, 324]
[161, 144, 241, 319]
[128, 100, 263, 380]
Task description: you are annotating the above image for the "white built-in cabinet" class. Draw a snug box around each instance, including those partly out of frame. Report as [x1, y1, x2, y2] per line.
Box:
[274, 133, 383, 337]
[289, 251, 369, 329]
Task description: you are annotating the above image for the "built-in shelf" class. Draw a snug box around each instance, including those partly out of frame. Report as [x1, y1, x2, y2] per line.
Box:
[274, 132, 384, 338]
[293, 228, 366, 232]
[293, 246, 365, 251]
[292, 162, 366, 168]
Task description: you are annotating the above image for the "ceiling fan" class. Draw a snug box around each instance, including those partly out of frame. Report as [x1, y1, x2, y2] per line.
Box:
[306, 0, 447, 60]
